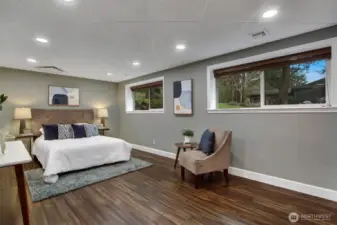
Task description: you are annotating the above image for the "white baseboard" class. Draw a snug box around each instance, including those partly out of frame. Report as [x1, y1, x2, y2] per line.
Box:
[132, 144, 176, 159]
[132, 143, 337, 202]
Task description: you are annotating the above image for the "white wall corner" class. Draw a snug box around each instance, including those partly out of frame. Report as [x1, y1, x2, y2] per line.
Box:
[132, 143, 337, 202]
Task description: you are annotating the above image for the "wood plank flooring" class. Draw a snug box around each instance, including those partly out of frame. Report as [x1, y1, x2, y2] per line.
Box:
[1, 150, 337, 225]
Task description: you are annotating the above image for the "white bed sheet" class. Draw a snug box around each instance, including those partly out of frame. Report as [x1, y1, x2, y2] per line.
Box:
[32, 136, 132, 182]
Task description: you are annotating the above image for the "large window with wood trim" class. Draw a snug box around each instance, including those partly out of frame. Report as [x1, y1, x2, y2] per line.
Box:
[125, 77, 164, 113]
[214, 47, 330, 109]
[132, 81, 163, 110]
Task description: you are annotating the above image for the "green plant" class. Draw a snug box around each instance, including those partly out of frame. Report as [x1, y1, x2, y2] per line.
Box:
[182, 129, 194, 137]
[0, 94, 8, 104]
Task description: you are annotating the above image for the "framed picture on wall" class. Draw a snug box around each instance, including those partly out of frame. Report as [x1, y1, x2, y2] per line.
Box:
[173, 79, 193, 115]
[49, 86, 80, 106]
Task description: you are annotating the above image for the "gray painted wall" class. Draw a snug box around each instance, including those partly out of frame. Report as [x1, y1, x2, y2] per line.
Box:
[118, 25, 337, 191]
[0, 68, 118, 137]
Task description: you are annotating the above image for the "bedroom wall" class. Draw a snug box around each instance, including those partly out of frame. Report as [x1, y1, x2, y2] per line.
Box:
[117, 25, 337, 191]
[0, 68, 118, 137]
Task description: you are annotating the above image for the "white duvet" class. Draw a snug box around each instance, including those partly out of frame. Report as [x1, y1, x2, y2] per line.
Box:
[32, 136, 132, 183]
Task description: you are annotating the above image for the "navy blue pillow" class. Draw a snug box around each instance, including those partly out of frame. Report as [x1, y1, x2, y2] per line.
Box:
[199, 129, 215, 156]
[71, 124, 87, 138]
[42, 124, 59, 140]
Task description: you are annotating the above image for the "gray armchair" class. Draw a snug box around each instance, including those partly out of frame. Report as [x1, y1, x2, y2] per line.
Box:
[178, 129, 232, 188]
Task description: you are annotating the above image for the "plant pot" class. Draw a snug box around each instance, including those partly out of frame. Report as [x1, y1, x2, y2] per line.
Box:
[184, 136, 192, 143]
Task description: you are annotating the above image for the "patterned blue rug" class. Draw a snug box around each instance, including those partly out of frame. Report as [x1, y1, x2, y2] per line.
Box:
[25, 157, 152, 202]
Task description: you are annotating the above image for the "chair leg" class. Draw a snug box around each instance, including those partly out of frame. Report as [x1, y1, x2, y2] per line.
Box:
[224, 169, 230, 184]
[181, 167, 185, 181]
[194, 175, 200, 189]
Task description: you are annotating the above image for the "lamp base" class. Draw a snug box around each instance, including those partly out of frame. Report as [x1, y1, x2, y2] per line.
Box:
[19, 120, 26, 134]
[101, 118, 106, 127]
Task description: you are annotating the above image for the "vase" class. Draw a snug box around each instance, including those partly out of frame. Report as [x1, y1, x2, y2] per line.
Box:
[184, 136, 192, 143]
[0, 133, 5, 155]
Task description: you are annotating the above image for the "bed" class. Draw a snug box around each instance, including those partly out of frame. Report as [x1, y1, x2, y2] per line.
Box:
[31, 109, 132, 183]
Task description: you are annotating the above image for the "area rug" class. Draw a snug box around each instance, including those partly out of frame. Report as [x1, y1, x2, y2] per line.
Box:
[24, 157, 152, 202]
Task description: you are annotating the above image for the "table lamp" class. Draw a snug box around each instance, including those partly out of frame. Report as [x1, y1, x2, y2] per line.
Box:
[97, 108, 108, 127]
[14, 108, 32, 134]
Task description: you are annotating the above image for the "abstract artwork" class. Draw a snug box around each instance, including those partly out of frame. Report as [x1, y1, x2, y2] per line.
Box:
[49, 86, 79, 106]
[173, 79, 193, 115]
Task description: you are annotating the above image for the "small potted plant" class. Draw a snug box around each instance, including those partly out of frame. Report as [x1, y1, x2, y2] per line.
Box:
[0, 94, 8, 111]
[182, 129, 194, 143]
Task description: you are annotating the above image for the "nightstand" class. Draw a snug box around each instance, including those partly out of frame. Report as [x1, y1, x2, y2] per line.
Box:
[15, 133, 39, 153]
[98, 127, 109, 136]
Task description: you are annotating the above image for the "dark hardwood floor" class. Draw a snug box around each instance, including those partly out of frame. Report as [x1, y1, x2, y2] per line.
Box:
[1, 150, 337, 225]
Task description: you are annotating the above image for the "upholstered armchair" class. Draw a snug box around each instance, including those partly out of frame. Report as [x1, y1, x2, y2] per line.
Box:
[178, 129, 232, 188]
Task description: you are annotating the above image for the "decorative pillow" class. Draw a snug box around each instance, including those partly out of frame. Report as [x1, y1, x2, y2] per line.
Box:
[84, 124, 99, 137]
[42, 124, 59, 141]
[198, 129, 215, 156]
[71, 124, 87, 139]
[58, 124, 74, 139]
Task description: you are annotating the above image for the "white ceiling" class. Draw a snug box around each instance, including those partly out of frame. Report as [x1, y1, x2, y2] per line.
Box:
[0, 0, 336, 82]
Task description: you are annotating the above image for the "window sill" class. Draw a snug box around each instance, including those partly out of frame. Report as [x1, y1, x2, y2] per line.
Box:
[207, 106, 337, 114]
[126, 110, 165, 114]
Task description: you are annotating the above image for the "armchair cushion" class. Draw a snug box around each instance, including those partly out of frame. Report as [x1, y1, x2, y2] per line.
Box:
[199, 129, 215, 156]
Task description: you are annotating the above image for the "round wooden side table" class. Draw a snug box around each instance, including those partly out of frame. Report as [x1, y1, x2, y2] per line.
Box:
[174, 142, 198, 168]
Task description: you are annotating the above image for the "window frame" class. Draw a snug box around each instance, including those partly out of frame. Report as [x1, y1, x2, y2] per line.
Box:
[207, 37, 337, 113]
[125, 77, 165, 114]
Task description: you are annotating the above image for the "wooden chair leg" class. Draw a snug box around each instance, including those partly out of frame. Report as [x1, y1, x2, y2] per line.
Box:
[224, 169, 230, 184]
[181, 167, 185, 181]
[194, 175, 200, 189]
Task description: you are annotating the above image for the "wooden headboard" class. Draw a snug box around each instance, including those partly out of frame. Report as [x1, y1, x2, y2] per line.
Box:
[31, 109, 94, 133]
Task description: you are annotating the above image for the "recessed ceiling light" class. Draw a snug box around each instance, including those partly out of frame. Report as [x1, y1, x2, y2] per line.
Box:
[132, 61, 141, 67]
[107, 72, 113, 76]
[27, 58, 38, 63]
[176, 44, 186, 51]
[64, 0, 74, 2]
[35, 37, 49, 44]
[262, 10, 278, 19]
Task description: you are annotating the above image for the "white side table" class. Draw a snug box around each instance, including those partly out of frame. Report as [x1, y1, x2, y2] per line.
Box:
[0, 141, 32, 225]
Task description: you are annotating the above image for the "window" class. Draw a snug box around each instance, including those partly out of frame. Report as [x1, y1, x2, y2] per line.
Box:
[133, 84, 163, 110]
[264, 60, 326, 105]
[213, 47, 331, 110]
[217, 71, 260, 108]
[125, 77, 164, 113]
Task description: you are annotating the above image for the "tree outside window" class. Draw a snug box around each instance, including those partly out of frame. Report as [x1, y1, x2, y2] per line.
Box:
[216, 59, 327, 108]
[133, 86, 163, 110]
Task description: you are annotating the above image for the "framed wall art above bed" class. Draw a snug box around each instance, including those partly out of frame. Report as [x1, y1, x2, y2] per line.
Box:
[49, 86, 79, 106]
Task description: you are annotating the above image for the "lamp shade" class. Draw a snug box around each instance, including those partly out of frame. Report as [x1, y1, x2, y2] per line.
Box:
[97, 108, 108, 118]
[14, 108, 32, 119]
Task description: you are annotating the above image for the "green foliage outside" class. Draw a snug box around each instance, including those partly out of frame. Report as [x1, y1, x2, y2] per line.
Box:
[217, 60, 326, 108]
[134, 87, 163, 110]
